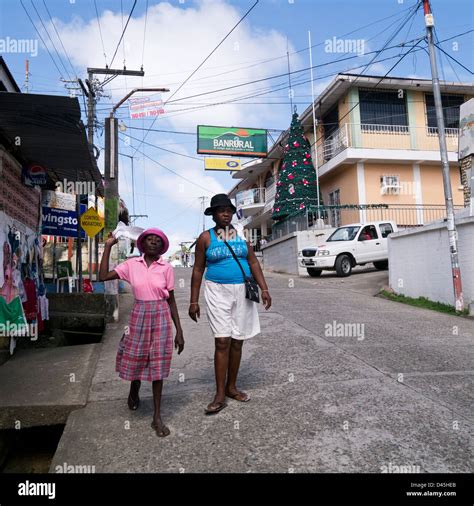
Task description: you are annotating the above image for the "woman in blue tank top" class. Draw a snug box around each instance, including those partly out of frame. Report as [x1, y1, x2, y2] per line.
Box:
[189, 194, 272, 414]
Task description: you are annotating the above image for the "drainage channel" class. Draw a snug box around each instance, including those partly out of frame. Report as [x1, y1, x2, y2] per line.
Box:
[0, 425, 65, 473]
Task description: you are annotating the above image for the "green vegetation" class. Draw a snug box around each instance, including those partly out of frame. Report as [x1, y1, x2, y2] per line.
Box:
[379, 290, 469, 316]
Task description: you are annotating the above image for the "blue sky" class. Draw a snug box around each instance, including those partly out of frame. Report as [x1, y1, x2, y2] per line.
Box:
[1, 0, 472, 254]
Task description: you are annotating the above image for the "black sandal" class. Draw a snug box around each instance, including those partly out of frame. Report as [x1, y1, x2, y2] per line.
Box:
[128, 393, 140, 410]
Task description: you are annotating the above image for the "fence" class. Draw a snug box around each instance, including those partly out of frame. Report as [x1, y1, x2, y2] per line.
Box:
[269, 204, 466, 241]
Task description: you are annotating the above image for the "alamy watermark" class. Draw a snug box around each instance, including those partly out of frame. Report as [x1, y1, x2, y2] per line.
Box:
[55, 178, 96, 195]
[325, 320, 365, 341]
[55, 462, 96, 473]
[0, 322, 38, 341]
[380, 462, 421, 473]
[325, 37, 365, 56]
[0, 37, 38, 57]
[214, 226, 259, 246]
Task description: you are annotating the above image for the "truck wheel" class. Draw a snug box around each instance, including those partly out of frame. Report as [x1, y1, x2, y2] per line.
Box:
[373, 261, 388, 270]
[307, 268, 322, 277]
[335, 254, 352, 277]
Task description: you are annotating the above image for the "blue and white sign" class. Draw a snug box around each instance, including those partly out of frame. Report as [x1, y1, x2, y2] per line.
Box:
[42, 205, 86, 238]
[22, 163, 48, 187]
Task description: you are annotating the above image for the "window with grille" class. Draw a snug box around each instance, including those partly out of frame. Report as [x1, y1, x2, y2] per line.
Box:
[360, 89, 408, 130]
[425, 93, 464, 130]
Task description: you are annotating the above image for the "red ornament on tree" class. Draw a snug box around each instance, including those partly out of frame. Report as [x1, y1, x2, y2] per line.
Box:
[291, 160, 297, 167]
[304, 160, 309, 165]
[288, 173, 294, 180]
[299, 203, 305, 210]
[293, 141, 300, 148]
[305, 153, 311, 159]
[302, 179, 309, 186]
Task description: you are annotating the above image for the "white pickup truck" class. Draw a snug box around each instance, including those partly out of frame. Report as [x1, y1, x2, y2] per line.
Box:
[298, 220, 397, 277]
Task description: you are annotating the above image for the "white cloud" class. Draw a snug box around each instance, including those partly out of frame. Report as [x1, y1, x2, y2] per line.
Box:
[45, 0, 303, 244]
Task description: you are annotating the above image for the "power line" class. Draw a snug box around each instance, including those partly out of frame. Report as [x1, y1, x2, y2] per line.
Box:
[19, 0, 64, 79]
[131, 146, 214, 195]
[29, 0, 72, 81]
[144, 47, 424, 121]
[93, 0, 108, 67]
[109, 0, 137, 68]
[132, 0, 260, 158]
[141, 0, 149, 68]
[42, 0, 77, 79]
[434, 42, 473, 75]
[131, 3, 415, 86]
[162, 36, 425, 106]
[119, 132, 203, 161]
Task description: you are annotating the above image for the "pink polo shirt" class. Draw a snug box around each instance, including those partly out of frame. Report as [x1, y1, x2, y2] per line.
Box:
[114, 256, 174, 301]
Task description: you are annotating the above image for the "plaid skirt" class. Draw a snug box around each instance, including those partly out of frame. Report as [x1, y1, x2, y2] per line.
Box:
[116, 299, 173, 381]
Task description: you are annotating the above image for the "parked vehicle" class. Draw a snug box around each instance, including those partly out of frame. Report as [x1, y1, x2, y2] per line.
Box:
[298, 221, 397, 277]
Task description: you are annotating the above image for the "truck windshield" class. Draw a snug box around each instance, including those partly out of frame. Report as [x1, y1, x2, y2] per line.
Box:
[327, 226, 360, 241]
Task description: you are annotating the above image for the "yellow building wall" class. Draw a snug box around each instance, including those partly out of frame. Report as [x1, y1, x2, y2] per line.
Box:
[320, 163, 360, 224]
[363, 163, 418, 205]
[420, 164, 464, 206]
[338, 95, 350, 127]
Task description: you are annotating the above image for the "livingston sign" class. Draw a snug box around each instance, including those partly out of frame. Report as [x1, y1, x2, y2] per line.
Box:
[197, 125, 267, 158]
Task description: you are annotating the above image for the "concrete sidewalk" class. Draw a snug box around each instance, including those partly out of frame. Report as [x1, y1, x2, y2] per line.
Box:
[0, 344, 100, 429]
[50, 269, 473, 473]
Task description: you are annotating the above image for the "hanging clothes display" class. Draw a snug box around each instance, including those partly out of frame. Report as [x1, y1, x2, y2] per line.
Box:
[22, 278, 38, 322]
[0, 210, 47, 353]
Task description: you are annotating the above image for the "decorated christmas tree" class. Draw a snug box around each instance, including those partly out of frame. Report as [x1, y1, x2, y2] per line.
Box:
[272, 109, 323, 222]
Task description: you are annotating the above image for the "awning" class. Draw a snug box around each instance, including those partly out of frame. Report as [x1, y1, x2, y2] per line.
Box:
[0, 92, 103, 194]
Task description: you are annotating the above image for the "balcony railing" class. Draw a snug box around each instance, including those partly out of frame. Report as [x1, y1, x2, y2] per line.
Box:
[318, 123, 460, 165]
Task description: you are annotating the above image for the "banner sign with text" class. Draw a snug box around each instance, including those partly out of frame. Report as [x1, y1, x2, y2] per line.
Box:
[128, 96, 165, 120]
[42, 205, 86, 238]
[197, 125, 267, 157]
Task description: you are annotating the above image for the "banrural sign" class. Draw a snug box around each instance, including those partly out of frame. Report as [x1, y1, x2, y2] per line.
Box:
[197, 125, 267, 157]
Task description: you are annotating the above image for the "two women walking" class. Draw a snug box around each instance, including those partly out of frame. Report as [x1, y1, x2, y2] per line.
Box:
[99, 194, 271, 437]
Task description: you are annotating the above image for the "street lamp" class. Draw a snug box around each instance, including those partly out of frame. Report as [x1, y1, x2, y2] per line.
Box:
[105, 87, 169, 233]
[103, 88, 169, 321]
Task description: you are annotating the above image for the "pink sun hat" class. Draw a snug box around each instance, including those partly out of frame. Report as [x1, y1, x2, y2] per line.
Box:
[136, 228, 170, 255]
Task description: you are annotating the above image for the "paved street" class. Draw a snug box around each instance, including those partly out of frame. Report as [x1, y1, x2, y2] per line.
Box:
[50, 268, 473, 473]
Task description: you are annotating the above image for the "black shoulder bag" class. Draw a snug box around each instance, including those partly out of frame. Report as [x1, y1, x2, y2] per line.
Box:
[223, 240, 260, 303]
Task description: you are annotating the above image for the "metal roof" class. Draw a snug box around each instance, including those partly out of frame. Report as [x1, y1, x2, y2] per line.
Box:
[0, 91, 103, 193]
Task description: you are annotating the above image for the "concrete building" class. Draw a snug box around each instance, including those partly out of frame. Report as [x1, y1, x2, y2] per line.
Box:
[229, 73, 474, 242]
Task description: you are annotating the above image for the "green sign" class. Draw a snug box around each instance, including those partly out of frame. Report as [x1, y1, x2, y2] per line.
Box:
[197, 125, 267, 158]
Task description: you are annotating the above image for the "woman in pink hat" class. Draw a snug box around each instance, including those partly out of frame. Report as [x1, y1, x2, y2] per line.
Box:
[99, 228, 184, 437]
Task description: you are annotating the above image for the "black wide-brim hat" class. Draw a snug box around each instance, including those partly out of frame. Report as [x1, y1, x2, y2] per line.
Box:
[204, 193, 237, 216]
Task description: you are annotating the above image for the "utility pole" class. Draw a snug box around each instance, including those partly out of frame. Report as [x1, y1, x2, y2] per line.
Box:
[23, 59, 29, 93]
[308, 30, 321, 220]
[423, 0, 464, 311]
[81, 67, 144, 290]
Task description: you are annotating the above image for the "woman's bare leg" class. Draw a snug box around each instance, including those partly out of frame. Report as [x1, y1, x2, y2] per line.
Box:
[226, 339, 249, 401]
[208, 337, 231, 410]
[152, 380, 170, 437]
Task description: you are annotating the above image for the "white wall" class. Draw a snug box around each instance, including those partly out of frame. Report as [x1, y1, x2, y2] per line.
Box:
[389, 212, 474, 307]
[262, 228, 335, 275]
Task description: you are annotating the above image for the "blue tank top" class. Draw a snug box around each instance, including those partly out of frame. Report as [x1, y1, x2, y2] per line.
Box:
[205, 228, 251, 284]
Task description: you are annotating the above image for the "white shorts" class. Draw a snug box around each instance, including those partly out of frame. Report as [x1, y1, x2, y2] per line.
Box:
[204, 280, 260, 340]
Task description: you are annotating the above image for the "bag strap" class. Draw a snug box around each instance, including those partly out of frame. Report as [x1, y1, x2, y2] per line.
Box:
[223, 239, 247, 282]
